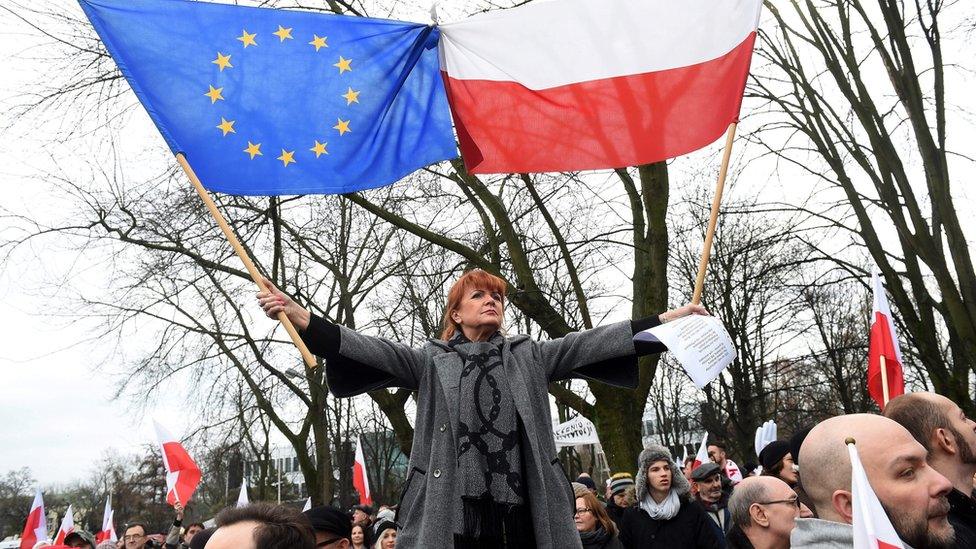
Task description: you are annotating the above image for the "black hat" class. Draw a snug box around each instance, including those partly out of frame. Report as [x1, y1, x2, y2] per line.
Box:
[351, 503, 374, 515]
[690, 462, 721, 481]
[575, 475, 596, 491]
[759, 440, 791, 470]
[370, 519, 398, 545]
[304, 505, 352, 540]
[790, 426, 813, 466]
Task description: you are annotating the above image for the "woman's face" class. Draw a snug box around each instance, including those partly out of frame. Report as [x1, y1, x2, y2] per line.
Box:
[574, 497, 597, 532]
[351, 525, 364, 545]
[778, 453, 798, 485]
[646, 460, 673, 494]
[379, 528, 396, 549]
[451, 287, 503, 332]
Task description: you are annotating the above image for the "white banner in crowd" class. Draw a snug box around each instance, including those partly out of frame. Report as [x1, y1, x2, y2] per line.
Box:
[553, 415, 601, 448]
[634, 315, 735, 388]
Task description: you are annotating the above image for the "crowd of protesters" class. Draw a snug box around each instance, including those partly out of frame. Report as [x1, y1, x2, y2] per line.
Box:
[24, 390, 976, 548]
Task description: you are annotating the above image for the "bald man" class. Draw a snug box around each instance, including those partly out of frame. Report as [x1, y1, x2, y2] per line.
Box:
[885, 392, 976, 546]
[726, 476, 799, 549]
[790, 414, 955, 549]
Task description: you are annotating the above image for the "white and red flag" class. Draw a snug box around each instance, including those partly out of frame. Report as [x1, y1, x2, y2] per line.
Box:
[19, 489, 47, 549]
[96, 495, 117, 543]
[353, 435, 372, 506]
[153, 420, 202, 506]
[868, 272, 904, 410]
[848, 441, 905, 549]
[438, 0, 764, 174]
[692, 433, 709, 471]
[53, 504, 75, 544]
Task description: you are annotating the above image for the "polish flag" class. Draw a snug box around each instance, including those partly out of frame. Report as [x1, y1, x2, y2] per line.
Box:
[868, 272, 904, 410]
[237, 478, 249, 507]
[438, 0, 764, 174]
[54, 505, 75, 544]
[96, 495, 117, 543]
[847, 441, 905, 549]
[302, 497, 312, 512]
[691, 433, 709, 471]
[19, 489, 47, 549]
[353, 435, 372, 506]
[154, 420, 202, 506]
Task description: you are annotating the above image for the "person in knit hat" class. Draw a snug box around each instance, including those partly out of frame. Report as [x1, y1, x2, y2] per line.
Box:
[605, 473, 635, 524]
[759, 440, 797, 487]
[617, 443, 720, 549]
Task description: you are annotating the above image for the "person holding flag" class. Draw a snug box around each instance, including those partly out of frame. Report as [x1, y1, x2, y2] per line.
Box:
[260, 268, 705, 548]
[789, 414, 955, 548]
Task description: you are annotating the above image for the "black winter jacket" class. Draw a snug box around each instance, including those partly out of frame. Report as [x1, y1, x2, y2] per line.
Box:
[617, 500, 722, 549]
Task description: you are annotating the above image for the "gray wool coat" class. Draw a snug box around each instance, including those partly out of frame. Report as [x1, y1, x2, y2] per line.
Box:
[322, 320, 644, 549]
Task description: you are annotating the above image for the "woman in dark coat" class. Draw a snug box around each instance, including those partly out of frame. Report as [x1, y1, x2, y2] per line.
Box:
[575, 491, 624, 549]
[259, 269, 705, 549]
[618, 443, 721, 549]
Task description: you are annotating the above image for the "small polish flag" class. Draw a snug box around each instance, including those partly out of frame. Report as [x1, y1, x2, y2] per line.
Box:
[847, 440, 904, 549]
[96, 495, 117, 543]
[302, 497, 312, 512]
[154, 420, 202, 506]
[54, 504, 75, 544]
[19, 489, 47, 549]
[724, 459, 744, 484]
[237, 478, 249, 507]
[868, 271, 905, 410]
[692, 433, 709, 471]
[353, 435, 372, 506]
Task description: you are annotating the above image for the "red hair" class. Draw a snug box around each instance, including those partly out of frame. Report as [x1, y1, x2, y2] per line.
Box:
[440, 269, 507, 340]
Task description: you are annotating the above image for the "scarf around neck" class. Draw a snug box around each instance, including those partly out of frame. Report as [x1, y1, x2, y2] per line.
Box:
[448, 330, 524, 507]
[639, 489, 681, 520]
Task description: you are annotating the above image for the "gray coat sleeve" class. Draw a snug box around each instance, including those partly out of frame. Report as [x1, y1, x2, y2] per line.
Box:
[322, 325, 426, 397]
[540, 320, 640, 388]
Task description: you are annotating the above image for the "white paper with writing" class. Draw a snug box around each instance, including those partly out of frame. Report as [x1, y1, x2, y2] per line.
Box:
[634, 315, 735, 388]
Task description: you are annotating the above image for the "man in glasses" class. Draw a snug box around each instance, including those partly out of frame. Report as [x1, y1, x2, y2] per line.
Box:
[726, 476, 799, 549]
[123, 522, 152, 549]
[304, 505, 353, 548]
[791, 414, 956, 549]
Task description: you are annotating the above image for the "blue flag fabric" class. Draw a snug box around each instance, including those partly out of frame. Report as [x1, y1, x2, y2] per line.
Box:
[79, 0, 457, 195]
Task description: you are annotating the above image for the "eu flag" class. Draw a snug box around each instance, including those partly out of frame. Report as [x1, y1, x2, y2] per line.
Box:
[79, 0, 457, 195]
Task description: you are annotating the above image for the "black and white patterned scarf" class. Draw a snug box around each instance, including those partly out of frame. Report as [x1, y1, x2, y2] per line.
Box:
[448, 330, 525, 506]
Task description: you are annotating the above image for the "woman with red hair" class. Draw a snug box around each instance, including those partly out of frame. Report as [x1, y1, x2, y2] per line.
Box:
[258, 269, 705, 549]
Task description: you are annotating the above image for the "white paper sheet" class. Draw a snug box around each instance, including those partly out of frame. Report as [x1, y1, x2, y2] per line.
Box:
[634, 315, 735, 388]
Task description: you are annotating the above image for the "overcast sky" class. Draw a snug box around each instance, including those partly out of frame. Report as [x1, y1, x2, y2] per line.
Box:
[1, 0, 974, 489]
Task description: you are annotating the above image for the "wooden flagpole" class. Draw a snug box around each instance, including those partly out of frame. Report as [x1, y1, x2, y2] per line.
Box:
[692, 122, 738, 305]
[880, 355, 890, 408]
[175, 153, 318, 369]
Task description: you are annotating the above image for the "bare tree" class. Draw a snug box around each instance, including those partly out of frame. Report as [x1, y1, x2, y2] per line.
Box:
[750, 0, 976, 411]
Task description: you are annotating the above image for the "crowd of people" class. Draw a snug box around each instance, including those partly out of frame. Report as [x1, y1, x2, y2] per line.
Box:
[26, 391, 976, 548]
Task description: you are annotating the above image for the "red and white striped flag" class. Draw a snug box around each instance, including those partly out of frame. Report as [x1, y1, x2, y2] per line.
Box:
[692, 433, 709, 471]
[19, 489, 47, 549]
[53, 504, 75, 544]
[848, 441, 904, 549]
[868, 272, 904, 410]
[96, 495, 117, 543]
[438, 0, 763, 174]
[353, 435, 372, 506]
[154, 420, 202, 506]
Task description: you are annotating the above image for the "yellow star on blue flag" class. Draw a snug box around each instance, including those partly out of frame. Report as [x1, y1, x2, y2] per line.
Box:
[79, 0, 456, 195]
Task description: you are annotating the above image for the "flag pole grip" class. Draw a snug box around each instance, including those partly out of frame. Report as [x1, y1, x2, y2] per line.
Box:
[880, 354, 890, 408]
[692, 123, 738, 305]
[175, 153, 318, 369]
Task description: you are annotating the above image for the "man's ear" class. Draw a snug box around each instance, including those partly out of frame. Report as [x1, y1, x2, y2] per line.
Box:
[749, 502, 770, 527]
[832, 490, 854, 524]
[934, 427, 956, 456]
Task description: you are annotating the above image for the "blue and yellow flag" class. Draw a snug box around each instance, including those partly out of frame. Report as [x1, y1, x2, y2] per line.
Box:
[79, 0, 457, 195]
